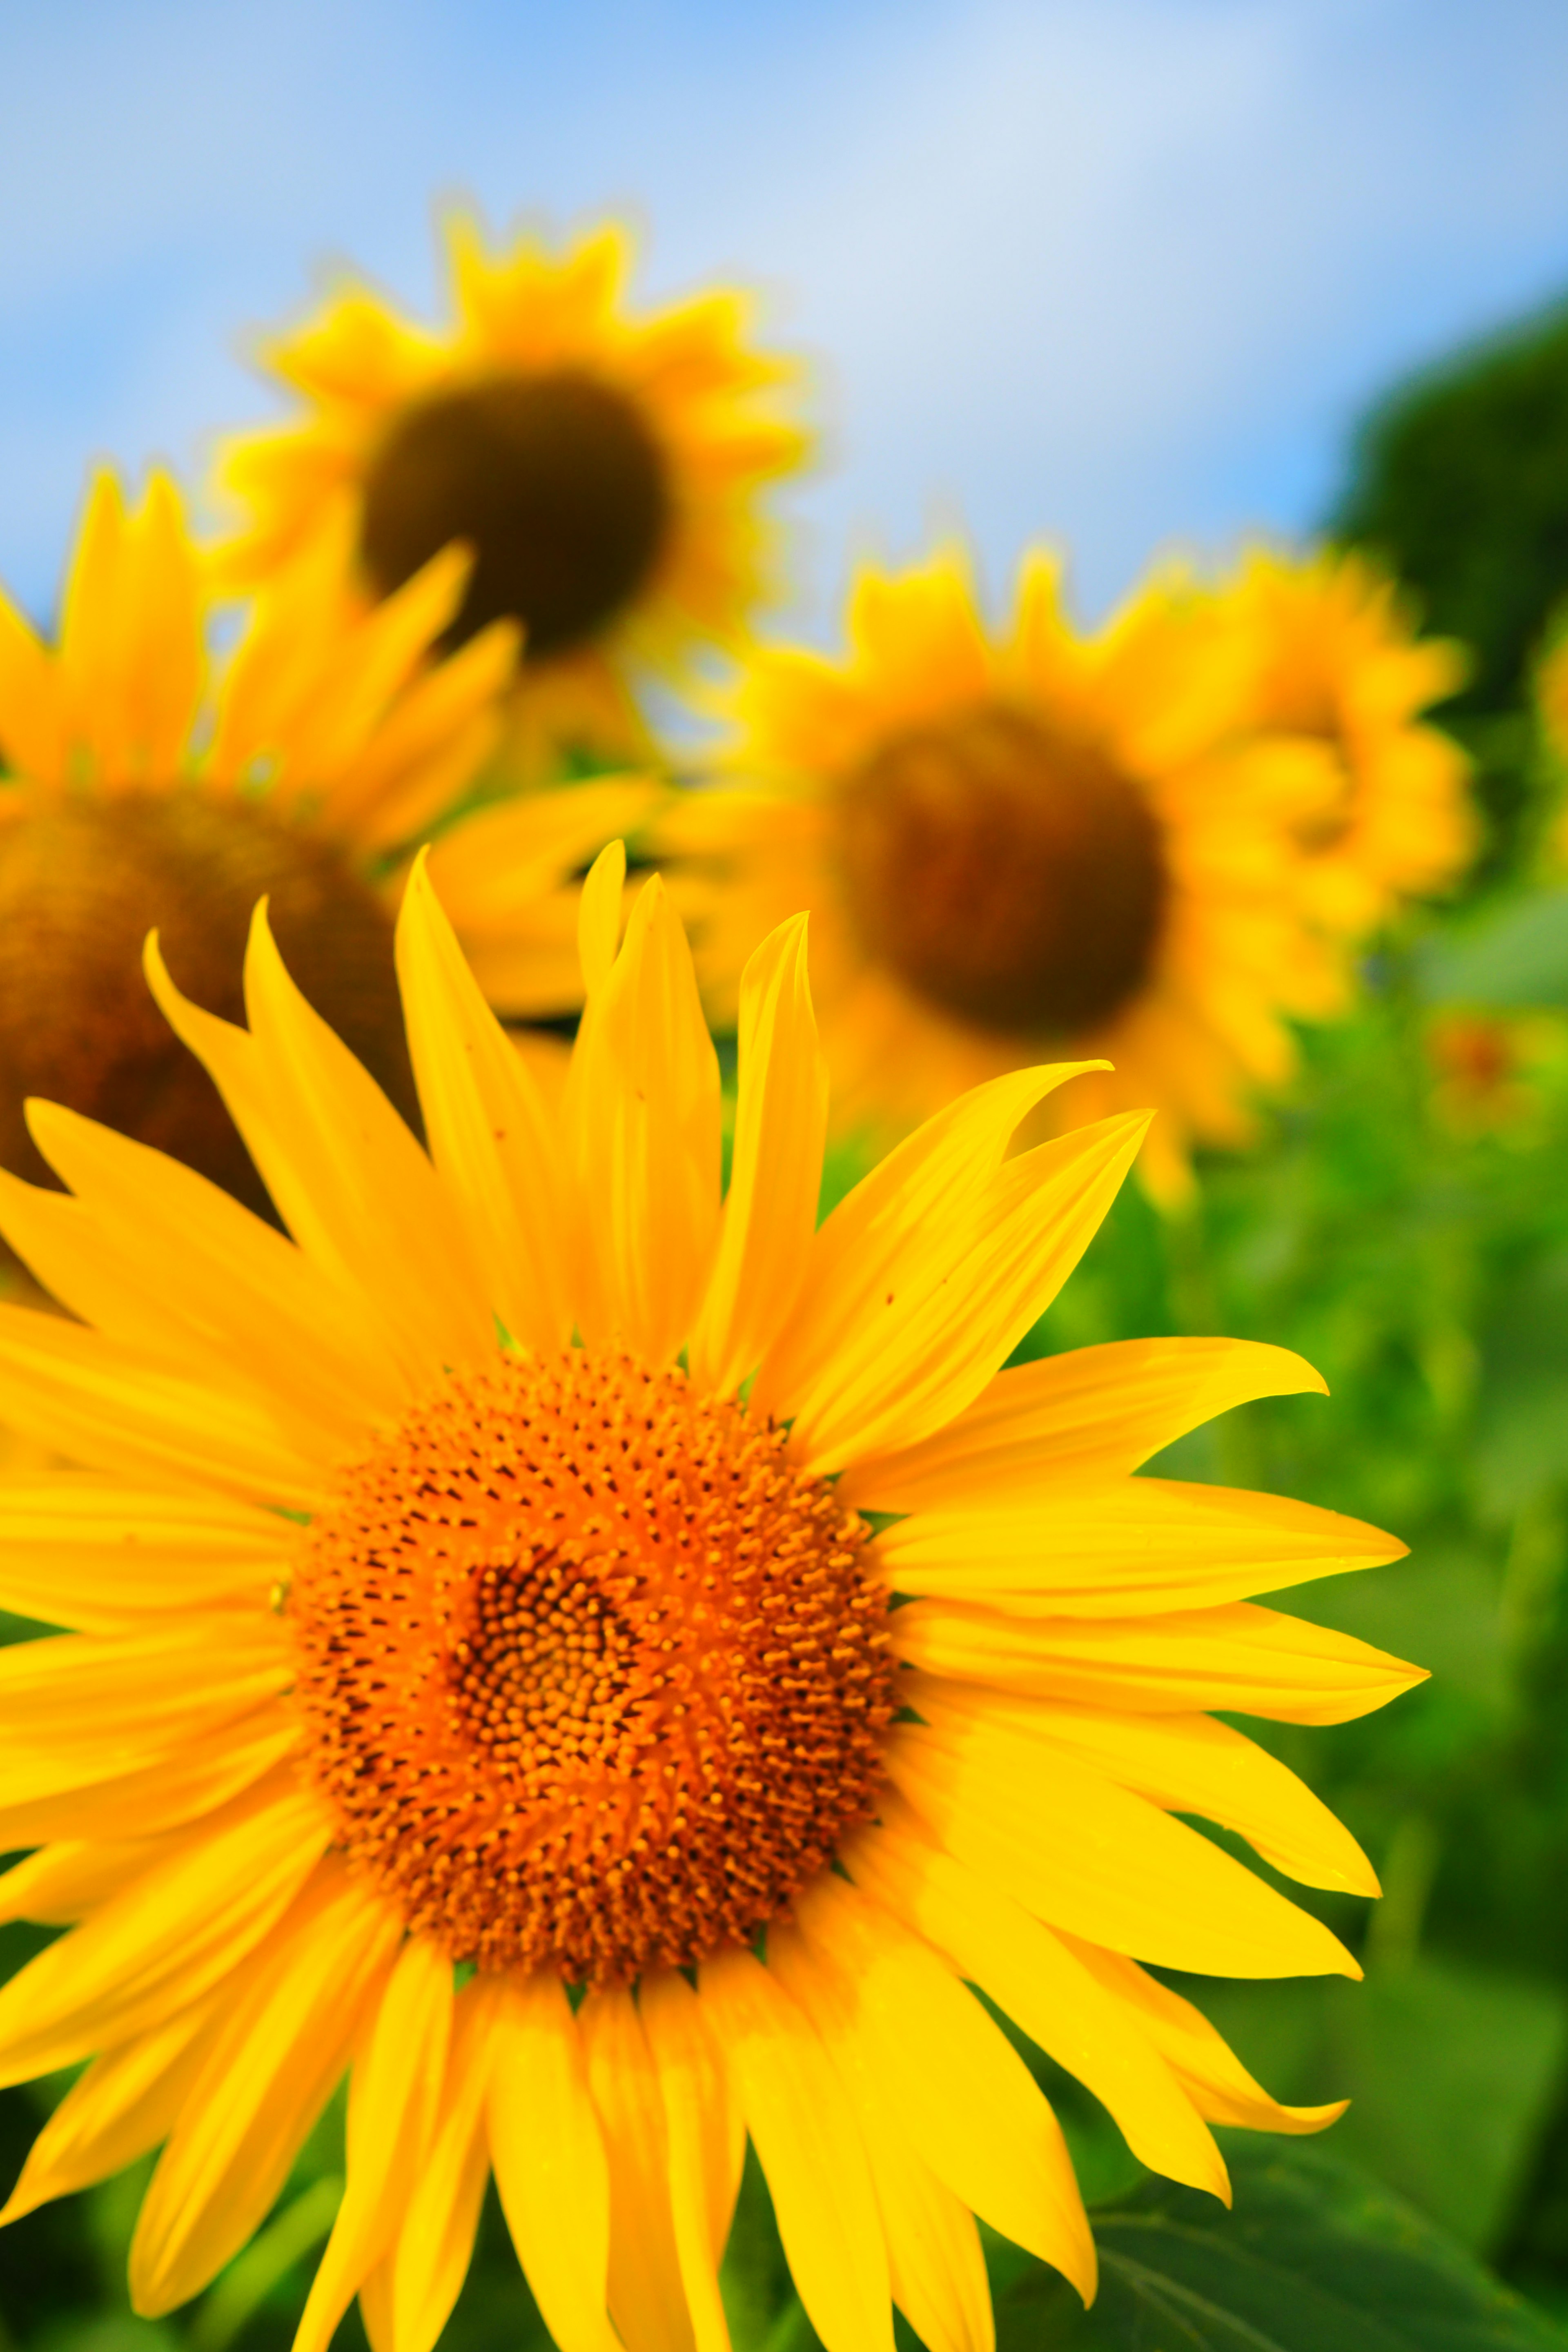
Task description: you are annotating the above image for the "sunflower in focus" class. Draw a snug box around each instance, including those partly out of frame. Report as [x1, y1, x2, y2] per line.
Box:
[1221, 546, 1475, 934]
[0, 467, 655, 1218]
[663, 544, 1340, 1200]
[0, 842, 1417, 2350]
[213, 216, 809, 774]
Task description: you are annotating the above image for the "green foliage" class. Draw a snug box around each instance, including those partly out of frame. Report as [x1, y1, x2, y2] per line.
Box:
[996, 2143, 1568, 2351]
[1332, 301, 1568, 722]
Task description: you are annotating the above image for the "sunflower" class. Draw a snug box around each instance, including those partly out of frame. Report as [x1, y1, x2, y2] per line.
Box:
[662, 544, 1343, 1201]
[0, 466, 655, 1218]
[0, 842, 1416, 2348]
[212, 216, 808, 776]
[1220, 546, 1475, 934]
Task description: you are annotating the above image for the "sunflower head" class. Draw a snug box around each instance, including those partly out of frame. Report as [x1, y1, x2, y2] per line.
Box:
[0, 467, 520, 1212]
[0, 843, 1417, 2352]
[215, 217, 811, 767]
[662, 543, 1327, 1198]
[1223, 546, 1476, 929]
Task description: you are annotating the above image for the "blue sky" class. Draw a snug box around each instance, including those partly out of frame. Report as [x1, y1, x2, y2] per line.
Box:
[3, 0, 1568, 632]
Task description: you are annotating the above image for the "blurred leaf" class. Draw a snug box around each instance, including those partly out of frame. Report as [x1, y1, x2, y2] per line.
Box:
[1417, 892, 1568, 1009]
[997, 2140, 1568, 2350]
[1192, 1964, 1568, 2256]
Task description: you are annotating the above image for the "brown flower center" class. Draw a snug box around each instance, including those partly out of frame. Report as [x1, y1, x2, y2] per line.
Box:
[288, 1350, 894, 1985]
[0, 790, 416, 1215]
[837, 701, 1169, 1035]
[358, 370, 671, 660]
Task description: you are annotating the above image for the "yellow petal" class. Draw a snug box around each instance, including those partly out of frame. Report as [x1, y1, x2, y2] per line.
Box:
[0, 1708, 301, 1851]
[129, 1861, 402, 2315]
[374, 1981, 499, 2352]
[314, 618, 519, 850]
[1060, 1936, 1347, 2136]
[567, 875, 722, 1363]
[638, 1970, 744, 2352]
[0, 1481, 290, 1634]
[238, 904, 496, 1380]
[689, 915, 827, 1396]
[0, 1995, 217, 2223]
[697, 1944, 893, 2352]
[0, 1301, 322, 1508]
[886, 1715, 1358, 1980]
[0, 1776, 331, 2086]
[876, 1478, 1407, 1615]
[581, 1985, 697, 2352]
[912, 1679, 1378, 1897]
[487, 1971, 619, 2352]
[24, 1101, 408, 1442]
[395, 853, 573, 1354]
[840, 1336, 1326, 1510]
[844, 1794, 1225, 2198]
[0, 1618, 288, 1757]
[889, 1597, 1427, 1724]
[791, 1875, 1096, 2297]
[766, 1925, 995, 2352]
[0, 1839, 163, 1929]
[755, 1080, 1145, 1474]
[294, 1934, 455, 2352]
[577, 837, 627, 1000]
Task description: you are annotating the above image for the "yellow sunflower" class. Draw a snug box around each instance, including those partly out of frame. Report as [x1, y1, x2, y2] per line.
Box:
[0, 466, 655, 1216]
[0, 842, 1416, 2349]
[213, 216, 809, 775]
[662, 544, 1341, 1201]
[1220, 546, 1475, 933]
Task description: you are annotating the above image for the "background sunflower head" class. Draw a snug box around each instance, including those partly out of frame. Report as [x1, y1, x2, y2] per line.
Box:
[0, 466, 656, 1215]
[660, 542, 1342, 1202]
[212, 216, 811, 777]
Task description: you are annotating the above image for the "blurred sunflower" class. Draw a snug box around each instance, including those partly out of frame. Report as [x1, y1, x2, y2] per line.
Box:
[0, 845, 1416, 2352]
[1221, 546, 1475, 934]
[213, 216, 809, 775]
[0, 468, 654, 1218]
[663, 545, 1336, 1200]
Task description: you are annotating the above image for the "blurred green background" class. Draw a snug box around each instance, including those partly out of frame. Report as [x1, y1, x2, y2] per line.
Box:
[11, 297, 1568, 2351]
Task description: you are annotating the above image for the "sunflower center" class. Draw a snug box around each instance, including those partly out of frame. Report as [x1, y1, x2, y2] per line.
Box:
[288, 1350, 894, 1985]
[0, 790, 416, 1214]
[358, 370, 671, 660]
[837, 701, 1169, 1035]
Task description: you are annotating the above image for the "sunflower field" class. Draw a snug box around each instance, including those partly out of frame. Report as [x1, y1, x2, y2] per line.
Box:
[5, 207, 1568, 2352]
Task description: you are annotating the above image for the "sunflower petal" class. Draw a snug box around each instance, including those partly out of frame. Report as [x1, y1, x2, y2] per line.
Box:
[372, 1983, 500, 2352]
[128, 1862, 402, 2315]
[395, 853, 573, 1353]
[567, 875, 721, 1364]
[0, 1994, 217, 2223]
[843, 1794, 1225, 2198]
[1060, 1936, 1348, 2136]
[0, 1777, 330, 2086]
[911, 1679, 1379, 1897]
[889, 1597, 1427, 1724]
[767, 1925, 996, 2352]
[756, 1085, 1146, 1473]
[840, 1336, 1327, 1509]
[887, 1716, 1357, 1981]
[690, 915, 827, 1396]
[488, 1972, 619, 2352]
[638, 1970, 744, 2352]
[697, 1945, 893, 2352]
[294, 1934, 454, 2352]
[791, 1875, 1096, 2296]
[876, 1479, 1407, 1615]
[581, 1986, 697, 2352]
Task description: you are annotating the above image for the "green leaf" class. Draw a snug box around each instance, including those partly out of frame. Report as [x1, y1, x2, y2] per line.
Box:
[997, 2140, 1568, 2350]
[1416, 890, 1568, 1008]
